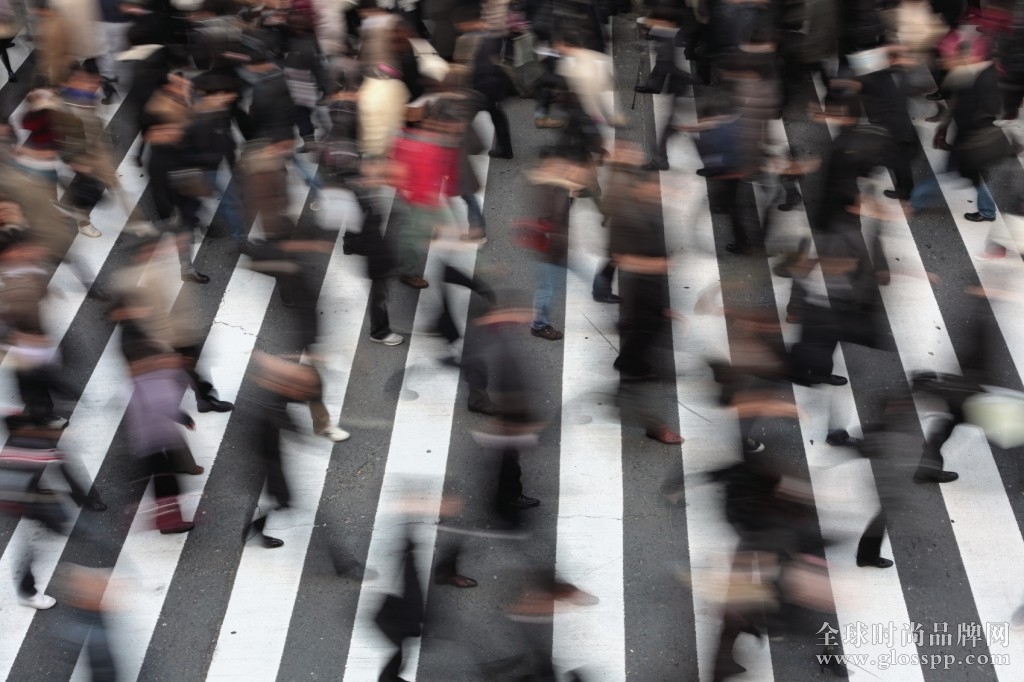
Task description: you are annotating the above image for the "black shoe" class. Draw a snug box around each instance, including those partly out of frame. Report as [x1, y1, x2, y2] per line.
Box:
[925, 90, 945, 101]
[634, 85, 660, 94]
[262, 534, 284, 548]
[197, 398, 234, 413]
[181, 271, 210, 284]
[502, 495, 540, 510]
[468, 398, 498, 415]
[809, 374, 848, 386]
[488, 149, 513, 159]
[643, 160, 669, 172]
[913, 470, 959, 483]
[743, 438, 765, 454]
[856, 557, 894, 568]
[531, 325, 563, 341]
[160, 522, 195, 534]
[826, 430, 863, 447]
[883, 189, 902, 200]
[593, 293, 621, 303]
[777, 201, 798, 212]
[965, 212, 995, 222]
[724, 243, 749, 255]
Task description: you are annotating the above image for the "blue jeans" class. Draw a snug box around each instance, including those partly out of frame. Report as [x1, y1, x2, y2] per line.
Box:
[291, 153, 322, 200]
[910, 165, 996, 219]
[462, 194, 485, 231]
[532, 261, 565, 330]
[204, 170, 246, 242]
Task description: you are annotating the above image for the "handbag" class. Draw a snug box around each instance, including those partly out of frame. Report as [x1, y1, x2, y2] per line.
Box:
[320, 141, 361, 182]
[964, 389, 1024, 449]
[252, 352, 321, 402]
[168, 168, 215, 198]
[957, 125, 1011, 177]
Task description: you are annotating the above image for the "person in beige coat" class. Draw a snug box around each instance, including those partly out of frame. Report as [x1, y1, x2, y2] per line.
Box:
[357, 64, 410, 157]
[34, 0, 100, 86]
[58, 61, 156, 238]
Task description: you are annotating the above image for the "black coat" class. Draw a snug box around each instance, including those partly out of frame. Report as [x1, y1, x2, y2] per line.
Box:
[249, 68, 296, 139]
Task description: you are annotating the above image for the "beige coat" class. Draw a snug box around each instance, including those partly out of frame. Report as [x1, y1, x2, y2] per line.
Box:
[358, 76, 409, 157]
[0, 161, 72, 258]
[114, 250, 201, 350]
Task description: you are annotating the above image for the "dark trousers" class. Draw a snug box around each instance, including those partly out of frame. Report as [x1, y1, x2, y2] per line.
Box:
[496, 448, 524, 504]
[916, 405, 963, 477]
[617, 271, 670, 377]
[176, 343, 217, 403]
[379, 635, 406, 682]
[713, 608, 760, 682]
[369, 278, 392, 340]
[258, 418, 290, 509]
[16, 367, 59, 424]
[148, 450, 186, 531]
[891, 140, 916, 200]
[856, 510, 886, 564]
[534, 58, 562, 114]
[296, 105, 315, 138]
[464, 347, 489, 411]
[710, 177, 758, 252]
[592, 260, 616, 299]
[790, 303, 840, 379]
[147, 145, 182, 222]
[486, 99, 512, 154]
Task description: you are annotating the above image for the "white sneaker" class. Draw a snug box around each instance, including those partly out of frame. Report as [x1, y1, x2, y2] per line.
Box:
[319, 425, 351, 442]
[370, 333, 404, 346]
[77, 221, 102, 238]
[19, 593, 57, 610]
[125, 220, 159, 238]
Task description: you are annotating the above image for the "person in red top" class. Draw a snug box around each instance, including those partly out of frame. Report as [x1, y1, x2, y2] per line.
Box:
[388, 101, 460, 289]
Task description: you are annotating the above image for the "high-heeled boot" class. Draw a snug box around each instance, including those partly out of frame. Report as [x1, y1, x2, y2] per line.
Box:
[245, 514, 283, 548]
[101, 77, 118, 105]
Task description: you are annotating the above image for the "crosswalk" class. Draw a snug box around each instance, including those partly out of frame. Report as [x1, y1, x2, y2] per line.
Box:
[2, 18, 1024, 682]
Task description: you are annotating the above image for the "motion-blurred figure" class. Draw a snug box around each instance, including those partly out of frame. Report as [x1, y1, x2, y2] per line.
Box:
[113, 235, 234, 421]
[243, 216, 350, 442]
[374, 535, 425, 682]
[117, 306, 197, 535]
[608, 168, 683, 444]
[243, 351, 327, 548]
[57, 564, 118, 681]
[0, 415, 78, 609]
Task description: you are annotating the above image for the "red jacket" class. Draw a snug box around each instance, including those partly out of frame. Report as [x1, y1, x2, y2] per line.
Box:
[390, 129, 458, 207]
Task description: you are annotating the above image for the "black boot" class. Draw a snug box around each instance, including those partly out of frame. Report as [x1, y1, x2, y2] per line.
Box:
[246, 515, 284, 548]
[101, 77, 118, 105]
